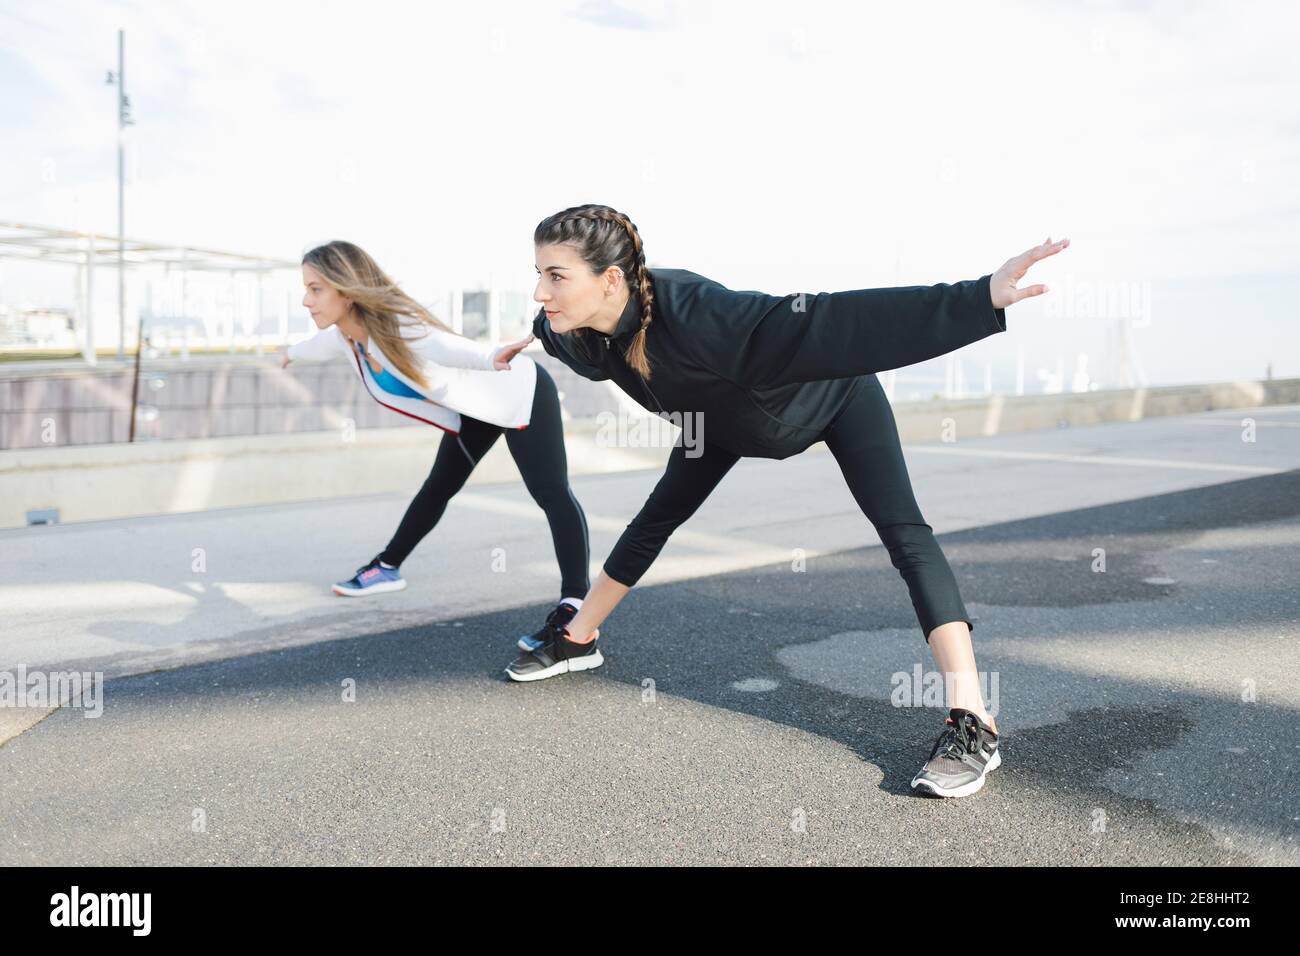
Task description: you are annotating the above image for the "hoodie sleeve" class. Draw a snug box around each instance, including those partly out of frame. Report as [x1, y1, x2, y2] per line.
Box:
[286, 327, 348, 363]
[687, 275, 1007, 389]
[405, 324, 500, 370]
[531, 308, 611, 382]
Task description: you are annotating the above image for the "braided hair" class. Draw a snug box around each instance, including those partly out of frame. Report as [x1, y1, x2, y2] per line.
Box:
[533, 204, 656, 380]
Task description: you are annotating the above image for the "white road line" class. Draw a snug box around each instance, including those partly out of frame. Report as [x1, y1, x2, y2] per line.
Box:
[1164, 419, 1300, 428]
[907, 445, 1284, 475]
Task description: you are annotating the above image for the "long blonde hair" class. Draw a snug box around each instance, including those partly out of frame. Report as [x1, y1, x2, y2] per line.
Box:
[303, 240, 455, 388]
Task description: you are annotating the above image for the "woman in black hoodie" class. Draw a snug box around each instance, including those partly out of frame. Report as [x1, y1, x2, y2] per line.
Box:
[500, 203, 1069, 798]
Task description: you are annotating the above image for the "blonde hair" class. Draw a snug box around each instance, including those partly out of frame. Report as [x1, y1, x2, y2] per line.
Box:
[302, 240, 454, 388]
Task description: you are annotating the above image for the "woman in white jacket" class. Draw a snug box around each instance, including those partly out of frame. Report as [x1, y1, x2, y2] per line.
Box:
[283, 241, 592, 647]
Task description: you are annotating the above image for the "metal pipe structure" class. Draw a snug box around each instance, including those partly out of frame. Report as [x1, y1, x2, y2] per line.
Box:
[128, 313, 144, 441]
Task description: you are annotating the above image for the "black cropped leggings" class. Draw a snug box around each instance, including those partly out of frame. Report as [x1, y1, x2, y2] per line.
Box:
[380, 363, 591, 600]
[601, 374, 971, 642]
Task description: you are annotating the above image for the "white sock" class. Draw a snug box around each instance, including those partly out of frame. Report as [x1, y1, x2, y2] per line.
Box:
[560, 596, 583, 610]
[379, 561, 396, 569]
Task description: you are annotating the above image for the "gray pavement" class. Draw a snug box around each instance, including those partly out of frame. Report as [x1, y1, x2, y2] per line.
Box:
[1, 404, 1298, 864]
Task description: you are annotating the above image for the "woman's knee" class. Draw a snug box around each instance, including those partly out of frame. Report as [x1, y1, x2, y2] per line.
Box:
[414, 473, 467, 505]
[525, 479, 574, 512]
[876, 521, 942, 565]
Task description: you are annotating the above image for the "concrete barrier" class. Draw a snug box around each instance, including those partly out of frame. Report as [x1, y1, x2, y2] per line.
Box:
[2, 377, 1296, 529]
[0, 419, 671, 529]
[888, 377, 1300, 443]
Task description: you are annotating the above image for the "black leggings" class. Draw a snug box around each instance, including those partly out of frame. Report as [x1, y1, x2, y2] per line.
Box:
[601, 374, 970, 642]
[380, 363, 591, 600]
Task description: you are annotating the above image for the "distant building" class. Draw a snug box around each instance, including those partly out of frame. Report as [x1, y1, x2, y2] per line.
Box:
[450, 288, 534, 344]
[3, 308, 78, 347]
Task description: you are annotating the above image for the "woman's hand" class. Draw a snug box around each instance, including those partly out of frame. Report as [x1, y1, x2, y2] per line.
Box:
[493, 333, 535, 370]
[279, 347, 292, 369]
[990, 237, 1070, 310]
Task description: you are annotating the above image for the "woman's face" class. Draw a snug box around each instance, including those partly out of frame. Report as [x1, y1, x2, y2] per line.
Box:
[533, 242, 619, 334]
[302, 264, 351, 331]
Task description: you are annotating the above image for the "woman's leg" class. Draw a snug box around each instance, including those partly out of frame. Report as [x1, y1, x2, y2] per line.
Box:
[503, 364, 591, 600]
[822, 376, 995, 730]
[562, 437, 741, 643]
[927, 622, 996, 732]
[507, 436, 739, 680]
[379, 417, 504, 567]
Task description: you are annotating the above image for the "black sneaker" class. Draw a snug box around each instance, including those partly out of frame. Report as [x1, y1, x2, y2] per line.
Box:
[517, 601, 580, 652]
[505, 625, 603, 682]
[910, 708, 1001, 798]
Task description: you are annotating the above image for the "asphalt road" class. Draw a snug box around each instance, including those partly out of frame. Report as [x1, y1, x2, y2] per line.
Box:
[2, 404, 1298, 864]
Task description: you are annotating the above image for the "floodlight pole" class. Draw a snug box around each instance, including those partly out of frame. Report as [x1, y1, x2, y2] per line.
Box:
[107, 30, 133, 360]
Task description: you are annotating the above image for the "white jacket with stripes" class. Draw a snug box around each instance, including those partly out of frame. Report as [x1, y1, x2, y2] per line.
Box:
[286, 322, 537, 434]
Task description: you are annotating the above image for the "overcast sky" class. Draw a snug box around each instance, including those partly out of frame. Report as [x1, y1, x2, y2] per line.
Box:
[1, 0, 1296, 387]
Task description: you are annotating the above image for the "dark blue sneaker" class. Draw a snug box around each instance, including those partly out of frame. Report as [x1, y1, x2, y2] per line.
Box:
[332, 554, 407, 597]
[517, 601, 580, 652]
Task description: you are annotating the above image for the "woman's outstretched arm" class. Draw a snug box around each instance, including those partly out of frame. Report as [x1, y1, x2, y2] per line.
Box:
[694, 237, 1069, 389]
[408, 324, 506, 371]
[282, 327, 348, 366]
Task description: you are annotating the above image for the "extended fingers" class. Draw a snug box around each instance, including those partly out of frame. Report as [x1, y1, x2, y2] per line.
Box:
[1013, 283, 1049, 304]
[1028, 236, 1070, 263]
[1007, 236, 1070, 280]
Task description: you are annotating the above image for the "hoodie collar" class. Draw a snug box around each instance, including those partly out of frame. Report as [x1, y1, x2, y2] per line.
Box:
[601, 292, 644, 341]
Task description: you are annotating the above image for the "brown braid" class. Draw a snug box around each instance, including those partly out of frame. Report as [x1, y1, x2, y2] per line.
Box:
[534, 204, 656, 380]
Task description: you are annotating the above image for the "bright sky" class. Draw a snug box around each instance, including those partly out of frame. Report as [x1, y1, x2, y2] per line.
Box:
[1, 0, 1297, 387]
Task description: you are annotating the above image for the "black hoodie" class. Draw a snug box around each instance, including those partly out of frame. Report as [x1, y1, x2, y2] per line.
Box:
[532, 268, 1008, 459]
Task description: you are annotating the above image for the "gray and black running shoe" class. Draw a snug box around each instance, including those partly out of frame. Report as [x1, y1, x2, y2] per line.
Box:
[910, 707, 1001, 798]
[505, 623, 603, 682]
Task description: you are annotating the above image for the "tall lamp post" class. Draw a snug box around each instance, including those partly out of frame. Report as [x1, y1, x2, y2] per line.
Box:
[106, 29, 134, 360]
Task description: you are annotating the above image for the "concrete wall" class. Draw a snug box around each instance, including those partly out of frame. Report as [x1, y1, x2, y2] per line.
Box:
[2, 375, 1297, 529]
[0, 421, 669, 528]
[0, 349, 618, 448]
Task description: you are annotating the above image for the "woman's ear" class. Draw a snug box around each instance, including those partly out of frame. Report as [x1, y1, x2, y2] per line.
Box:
[603, 266, 625, 297]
